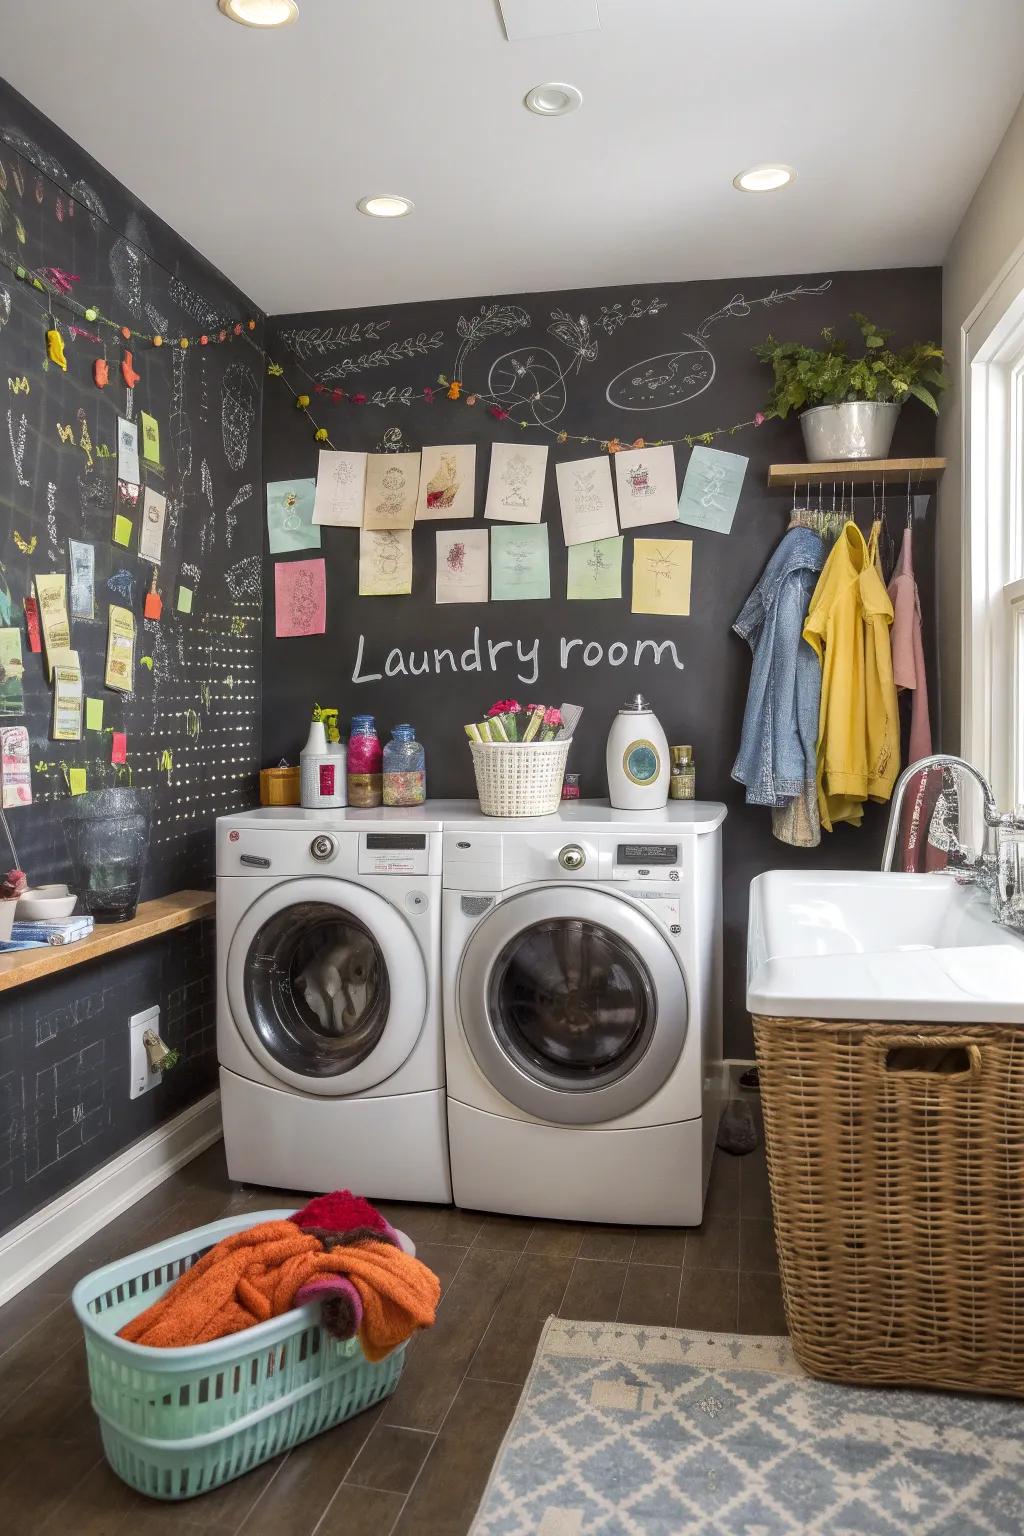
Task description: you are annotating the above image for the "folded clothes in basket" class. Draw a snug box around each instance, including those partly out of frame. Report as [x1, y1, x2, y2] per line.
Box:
[118, 1219, 440, 1361]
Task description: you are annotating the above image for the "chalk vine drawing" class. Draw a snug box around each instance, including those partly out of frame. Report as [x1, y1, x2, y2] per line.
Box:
[200, 460, 215, 558]
[605, 279, 833, 411]
[278, 319, 391, 358]
[46, 481, 62, 558]
[318, 331, 445, 382]
[201, 459, 214, 507]
[224, 483, 253, 550]
[594, 297, 668, 335]
[369, 387, 415, 408]
[454, 303, 530, 380]
[221, 361, 258, 470]
[7, 408, 28, 486]
[170, 346, 192, 482]
[0, 285, 10, 328]
[225, 555, 260, 603]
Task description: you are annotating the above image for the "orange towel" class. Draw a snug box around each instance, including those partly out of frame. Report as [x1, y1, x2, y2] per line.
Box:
[118, 1221, 439, 1361]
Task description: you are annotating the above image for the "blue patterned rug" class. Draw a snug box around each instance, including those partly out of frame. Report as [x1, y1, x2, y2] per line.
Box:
[470, 1318, 1024, 1535]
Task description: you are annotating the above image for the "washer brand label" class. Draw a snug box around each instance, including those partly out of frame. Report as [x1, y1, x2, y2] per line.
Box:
[623, 738, 661, 785]
[363, 852, 421, 875]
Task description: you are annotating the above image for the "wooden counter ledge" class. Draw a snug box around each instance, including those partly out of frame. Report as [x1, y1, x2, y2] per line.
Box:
[0, 889, 215, 993]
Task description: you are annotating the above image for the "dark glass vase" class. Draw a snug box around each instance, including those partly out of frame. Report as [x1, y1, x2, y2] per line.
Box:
[61, 788, 152, 923]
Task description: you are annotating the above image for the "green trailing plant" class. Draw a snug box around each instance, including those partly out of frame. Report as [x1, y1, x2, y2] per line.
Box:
[754, 313, 947, 420]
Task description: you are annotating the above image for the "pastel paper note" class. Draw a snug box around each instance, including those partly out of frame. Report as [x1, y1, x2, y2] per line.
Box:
[111, 731, 127, 766]
[52, 648, 83, 741]
[177, 586, 193, 615]
[266, 478, 321, 554]
[34, 573, 70, 679]
[116, 478, 140, 515]
[632, 538, 693, 617]
[358, 529, 413, 597]
[567, 536, 624, 601]
[275, 558, 327, 637]
[85, 697, 104, 731]
[416, 445, 476, 521]
[0, 724, 31, 808]
[555, 455, 619, 546]
[363, 453, 420, 530]
[139, 410, 161, 467]
[676, 446, 748, 536]
[0, 628, 25, 715]
[139, 487, 167, 564]
[312, 449, 366, 527]
[69, 768, 87, 796]
[105, 605, 135, 693]
[113, 514, 133, 548]
[614, 444, 678, 529]
[68, 540, 95, 621]
[491, 524, 550, 601]
[116, 415, 140, 483]
[436, 529, 489, 605]
[485, 442, 548, 524]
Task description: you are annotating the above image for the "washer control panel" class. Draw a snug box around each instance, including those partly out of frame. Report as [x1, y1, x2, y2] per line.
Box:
[358, 832, 430, 876]
[612, 842, 682, 880]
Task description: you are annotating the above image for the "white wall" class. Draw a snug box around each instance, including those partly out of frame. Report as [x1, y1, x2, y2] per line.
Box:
[939, 93, 1024, 749]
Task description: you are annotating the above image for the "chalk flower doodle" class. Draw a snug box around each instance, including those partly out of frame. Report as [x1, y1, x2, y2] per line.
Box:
[606, 280, 833, 412]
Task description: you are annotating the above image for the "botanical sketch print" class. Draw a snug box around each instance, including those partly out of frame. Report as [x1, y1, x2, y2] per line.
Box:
[614, 444, 678, 529]
[436, 528, 488, 604]
[359, 528, 413, 596]
[631, 538, 693, 617]
[554, 455, 619, 546]
[416, 445, 476, 521]
[313, 448, 366, 527]
[485, 442, 548, 524]
[566, 535, 623, 601]
[363, 452, 420, 530]
[275, 558, 326, 637]
[490, 524, 550, 601]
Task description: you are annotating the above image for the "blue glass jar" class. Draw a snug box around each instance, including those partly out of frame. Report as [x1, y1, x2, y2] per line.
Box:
[383, 724, 426, 807]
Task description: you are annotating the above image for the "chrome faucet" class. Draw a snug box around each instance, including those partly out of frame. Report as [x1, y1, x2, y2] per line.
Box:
[881, 753, 1024, 932]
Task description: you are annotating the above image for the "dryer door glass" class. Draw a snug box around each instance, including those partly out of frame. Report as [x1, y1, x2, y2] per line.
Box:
[243, 900, 390, 1077]
[488, 918, 655, 1090]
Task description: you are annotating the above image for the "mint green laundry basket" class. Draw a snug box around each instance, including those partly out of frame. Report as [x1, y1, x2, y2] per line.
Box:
[71, 1209, 410, 1501]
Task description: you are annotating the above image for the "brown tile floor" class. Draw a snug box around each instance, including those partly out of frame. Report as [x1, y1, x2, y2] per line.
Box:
[0, 1118, 785, 1536]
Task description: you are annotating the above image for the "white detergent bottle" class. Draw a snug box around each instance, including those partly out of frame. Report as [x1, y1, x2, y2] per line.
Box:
[606, 694, 670, 809]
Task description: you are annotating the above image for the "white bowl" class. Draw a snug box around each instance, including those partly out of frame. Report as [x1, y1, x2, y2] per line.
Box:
[15, 885, 78, 921]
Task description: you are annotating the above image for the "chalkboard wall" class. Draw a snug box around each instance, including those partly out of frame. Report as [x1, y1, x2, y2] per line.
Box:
[264, 269, 941, 1057]
[0, 80, 263, 1233]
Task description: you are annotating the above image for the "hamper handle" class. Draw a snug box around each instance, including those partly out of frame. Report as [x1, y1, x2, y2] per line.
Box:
[867, 1034, 983, 1083]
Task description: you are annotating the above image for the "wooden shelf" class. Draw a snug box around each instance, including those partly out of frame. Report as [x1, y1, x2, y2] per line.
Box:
[0, 889, 215, 994]
[767, 456, 946, 489]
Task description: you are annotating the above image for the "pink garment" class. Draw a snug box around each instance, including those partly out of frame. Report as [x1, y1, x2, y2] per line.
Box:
[887, 527, 943, 873]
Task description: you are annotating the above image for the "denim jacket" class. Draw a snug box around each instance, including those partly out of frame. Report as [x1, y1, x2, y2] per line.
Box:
[731, 526, 825, 806]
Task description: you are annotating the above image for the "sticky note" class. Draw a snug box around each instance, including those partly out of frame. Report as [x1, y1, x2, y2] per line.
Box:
[144, 590, 162, 621]
[139, 410, 161, 466]
[68, 767, 87, 796]
[177, 586, 193, 615]
[111, 731, 127, 765]
[113, 514, 133, 547]
[85, 698, 104, 731]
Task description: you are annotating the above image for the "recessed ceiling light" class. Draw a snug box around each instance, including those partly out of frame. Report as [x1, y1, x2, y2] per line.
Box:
[357, 195, 415, 219]
[525, 82, 583, 117]
[218, 0, 298, 27]
[732, 164, 795, 193]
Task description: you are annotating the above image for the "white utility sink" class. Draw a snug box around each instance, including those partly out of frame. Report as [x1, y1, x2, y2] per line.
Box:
[747, 870, 1024, 1023]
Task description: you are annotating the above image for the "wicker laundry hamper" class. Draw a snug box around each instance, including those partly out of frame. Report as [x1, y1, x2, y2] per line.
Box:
[753, 1014, 1024, 1397]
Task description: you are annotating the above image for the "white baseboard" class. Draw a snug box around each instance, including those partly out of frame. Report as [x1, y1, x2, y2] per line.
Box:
[0, 1091, 222, 1308]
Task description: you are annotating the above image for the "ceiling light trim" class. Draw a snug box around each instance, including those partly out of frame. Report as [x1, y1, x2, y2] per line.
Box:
[357, 195, 415, 219]
[525, 82, 584, 117]
[218, 0, 299, 28]
[732, 164, 796, 193]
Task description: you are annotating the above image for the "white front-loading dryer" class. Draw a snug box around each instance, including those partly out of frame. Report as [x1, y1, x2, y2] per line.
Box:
[441, 800, 726, 1225]
[217, 806, 451, 1201]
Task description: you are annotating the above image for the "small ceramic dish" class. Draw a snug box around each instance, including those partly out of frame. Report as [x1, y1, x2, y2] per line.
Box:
[15, 884, 78, 921]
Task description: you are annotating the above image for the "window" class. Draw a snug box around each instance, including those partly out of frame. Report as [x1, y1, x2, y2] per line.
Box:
[964, 257, 1024, 811]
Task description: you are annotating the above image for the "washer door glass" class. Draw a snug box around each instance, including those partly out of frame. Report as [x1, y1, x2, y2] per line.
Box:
[244, 900, 390, 1078]
[489, 918, 655, 1090]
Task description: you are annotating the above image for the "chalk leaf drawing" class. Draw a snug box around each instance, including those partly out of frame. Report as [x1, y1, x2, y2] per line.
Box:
[225, 555, 261, 603]
[319, 332, 445, 381]
[0, 286, 10, 329]
[369, 387, 415, 409]
[454, 303, 530, 378]
[7, 408, 28, 486]
[279, 319, 391, 359]
[109, 237, 145, 315]
[606, 279, 833, 411]
[169, 275, 223, 328]
[224, 483, 253, 549]
[221, 362, 258, 471]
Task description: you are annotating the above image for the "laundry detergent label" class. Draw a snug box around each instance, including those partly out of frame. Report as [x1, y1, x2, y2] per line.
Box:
[623, 738, 661, 785]
[318, 762, 336, 796]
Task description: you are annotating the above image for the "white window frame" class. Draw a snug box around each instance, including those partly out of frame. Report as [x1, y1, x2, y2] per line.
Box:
[963, 246, 1024, 811]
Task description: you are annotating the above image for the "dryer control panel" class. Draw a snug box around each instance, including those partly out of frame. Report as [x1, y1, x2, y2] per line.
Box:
[612, 842, 682, 881]
[359, 832, 430, 876]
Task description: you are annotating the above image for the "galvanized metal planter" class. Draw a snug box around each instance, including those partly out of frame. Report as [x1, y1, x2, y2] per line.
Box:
[799, 401, 900, 461]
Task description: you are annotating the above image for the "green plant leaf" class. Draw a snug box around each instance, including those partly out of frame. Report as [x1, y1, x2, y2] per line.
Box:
[908, 382, 939, 414]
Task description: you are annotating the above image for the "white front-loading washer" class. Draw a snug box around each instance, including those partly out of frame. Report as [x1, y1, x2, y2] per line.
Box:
[216, 806, 451, 1202]
[440, 800, 726, 1225]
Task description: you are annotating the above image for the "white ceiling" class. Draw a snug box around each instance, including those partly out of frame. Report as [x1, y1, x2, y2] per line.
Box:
[2, 0, 1023, 314]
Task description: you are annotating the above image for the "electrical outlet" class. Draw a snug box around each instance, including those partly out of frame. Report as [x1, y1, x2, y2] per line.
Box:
[129, 1006, 162, 1100]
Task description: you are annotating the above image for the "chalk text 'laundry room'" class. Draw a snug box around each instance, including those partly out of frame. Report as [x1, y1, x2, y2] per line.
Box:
[351, 627, 686, 687]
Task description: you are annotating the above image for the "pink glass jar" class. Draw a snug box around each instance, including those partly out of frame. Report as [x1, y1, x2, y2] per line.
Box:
[347, 715, 382, 807]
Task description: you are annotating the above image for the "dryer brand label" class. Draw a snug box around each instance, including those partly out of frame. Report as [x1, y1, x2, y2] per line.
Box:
[623, 738, 661, 785]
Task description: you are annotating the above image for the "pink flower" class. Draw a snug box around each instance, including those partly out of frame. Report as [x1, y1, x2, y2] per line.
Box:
[489, 406, 509, 421]
[754, 411, 766, 427]
[350, 392, 367, 405]
[543, 708, 562, 728]
[423, 386, 435, 403]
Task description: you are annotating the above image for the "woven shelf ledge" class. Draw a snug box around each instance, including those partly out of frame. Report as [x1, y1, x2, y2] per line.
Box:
[0, 889, 214, 994]
[767, 456, 946, 489]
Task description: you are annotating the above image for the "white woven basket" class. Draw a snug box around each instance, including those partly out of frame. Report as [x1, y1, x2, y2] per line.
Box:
[469, 739, 571, 817]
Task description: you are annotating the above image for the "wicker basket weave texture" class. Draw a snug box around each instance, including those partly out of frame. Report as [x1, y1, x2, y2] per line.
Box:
[753, 1014, 1024, 1397]
[469, 739, 571, 817]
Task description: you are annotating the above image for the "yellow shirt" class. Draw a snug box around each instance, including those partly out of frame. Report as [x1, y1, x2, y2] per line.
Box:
[802, 522, 900, 831]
